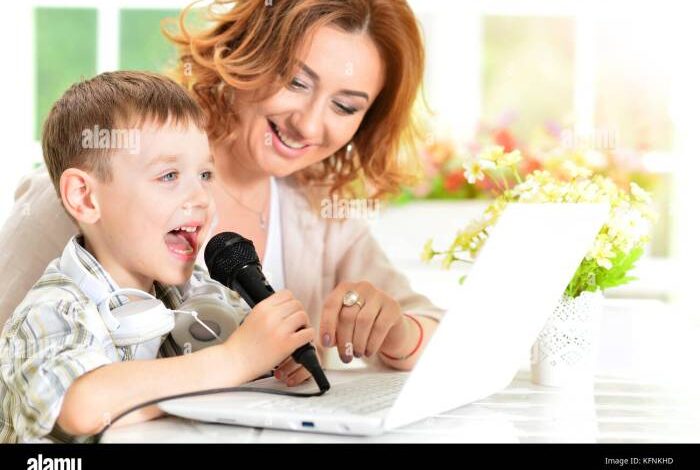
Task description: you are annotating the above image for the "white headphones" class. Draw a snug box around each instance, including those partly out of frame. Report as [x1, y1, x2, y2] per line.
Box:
[59, 239, 240, 359]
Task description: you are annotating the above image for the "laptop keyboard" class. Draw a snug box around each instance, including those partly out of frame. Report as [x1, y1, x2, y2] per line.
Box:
[256, 373, 409, 415]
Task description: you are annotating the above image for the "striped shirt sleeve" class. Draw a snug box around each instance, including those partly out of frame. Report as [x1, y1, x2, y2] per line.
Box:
[0, 298, 113, 442]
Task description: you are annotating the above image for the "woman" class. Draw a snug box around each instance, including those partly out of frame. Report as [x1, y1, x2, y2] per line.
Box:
[0, 0, 443, 386]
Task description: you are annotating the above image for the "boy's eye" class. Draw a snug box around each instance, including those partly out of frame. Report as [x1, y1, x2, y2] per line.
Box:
[160, 171, 178, 182]
[200, 170, 213, 181]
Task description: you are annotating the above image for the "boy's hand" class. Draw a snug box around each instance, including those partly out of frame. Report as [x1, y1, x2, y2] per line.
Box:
[222, 290, 315, 383]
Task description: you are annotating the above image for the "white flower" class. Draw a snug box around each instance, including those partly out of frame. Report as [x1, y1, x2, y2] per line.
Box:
[607, 207, 650, 248]
[478, 145, 505, 165]
[464, 214, 492, 234]
[502, 150, 523, 167]
[630, 182, 652, 205]
[541, 182, 565, 202]
[589, 237, 615, 270]
[463, 158, 495, 184]
[562, 160, 593, 179]
[578, 180, 603, 202]
[512, 178, 534, 195]
[512, 174, 545, 202]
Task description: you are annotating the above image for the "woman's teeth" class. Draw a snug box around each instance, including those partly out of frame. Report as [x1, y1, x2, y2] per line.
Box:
[271, 122, 306, 149]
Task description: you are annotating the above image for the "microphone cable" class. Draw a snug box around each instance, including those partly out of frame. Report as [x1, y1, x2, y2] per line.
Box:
[92, 377, 329, 443]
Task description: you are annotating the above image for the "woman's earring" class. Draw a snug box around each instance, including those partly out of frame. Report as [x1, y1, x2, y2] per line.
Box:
[345, 142, 354, 158]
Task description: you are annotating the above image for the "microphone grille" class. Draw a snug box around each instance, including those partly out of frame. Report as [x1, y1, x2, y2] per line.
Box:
[204, 232, 260, 283]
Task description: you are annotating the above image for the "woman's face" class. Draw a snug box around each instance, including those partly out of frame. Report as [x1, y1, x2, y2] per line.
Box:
[231, 25, 385, 178]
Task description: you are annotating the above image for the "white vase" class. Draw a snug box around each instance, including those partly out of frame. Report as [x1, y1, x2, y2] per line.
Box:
[530, 291, 604, 388]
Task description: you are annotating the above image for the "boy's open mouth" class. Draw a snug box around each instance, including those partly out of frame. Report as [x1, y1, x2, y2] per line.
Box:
[164, 224, 201, 257]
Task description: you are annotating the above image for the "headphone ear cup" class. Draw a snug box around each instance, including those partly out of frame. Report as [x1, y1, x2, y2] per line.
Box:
[110, 299, 174, 347]
[172, 297, 240, 353]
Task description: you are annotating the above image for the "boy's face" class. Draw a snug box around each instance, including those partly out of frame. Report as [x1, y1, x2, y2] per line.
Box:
[91, 120, 215, 288]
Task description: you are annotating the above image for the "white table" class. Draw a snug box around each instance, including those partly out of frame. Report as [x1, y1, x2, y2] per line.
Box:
[103, 298, 700, 443]
[101, 371, 700, 443]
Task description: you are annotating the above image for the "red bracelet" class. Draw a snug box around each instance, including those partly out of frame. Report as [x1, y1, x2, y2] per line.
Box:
[380, 314, 424, 361]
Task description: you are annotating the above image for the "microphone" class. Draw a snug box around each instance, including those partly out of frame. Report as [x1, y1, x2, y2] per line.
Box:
[205, 232, 330, 392]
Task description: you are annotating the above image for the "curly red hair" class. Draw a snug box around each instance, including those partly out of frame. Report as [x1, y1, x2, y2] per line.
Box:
[164, 0, 425, 198]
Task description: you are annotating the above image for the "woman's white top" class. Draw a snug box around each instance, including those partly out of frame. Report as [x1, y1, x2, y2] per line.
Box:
[261, 177, 286, 291]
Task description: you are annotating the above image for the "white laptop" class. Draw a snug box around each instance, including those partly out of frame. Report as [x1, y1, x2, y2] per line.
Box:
[158, 203, 608, 436]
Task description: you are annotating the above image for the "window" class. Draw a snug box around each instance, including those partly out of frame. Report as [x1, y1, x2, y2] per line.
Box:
[594, 18, 674, 152]
[482, 15, 575, 141]
[119, 9, 180, 72]
[35, 8, 97, 139]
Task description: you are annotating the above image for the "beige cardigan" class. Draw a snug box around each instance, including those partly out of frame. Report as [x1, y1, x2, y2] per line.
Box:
[0, 169, 443, 366]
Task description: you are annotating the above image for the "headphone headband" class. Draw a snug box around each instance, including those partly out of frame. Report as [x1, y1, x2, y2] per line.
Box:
[58, 236, 237, 357]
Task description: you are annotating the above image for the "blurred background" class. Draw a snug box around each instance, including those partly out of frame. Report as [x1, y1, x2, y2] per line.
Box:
[1, 0, 698, 323]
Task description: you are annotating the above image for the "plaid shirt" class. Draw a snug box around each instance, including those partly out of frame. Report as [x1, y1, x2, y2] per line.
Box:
[0, 235, 249, 443]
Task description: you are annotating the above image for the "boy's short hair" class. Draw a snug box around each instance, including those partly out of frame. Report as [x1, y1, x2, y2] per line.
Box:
[41, 70, 206, 197]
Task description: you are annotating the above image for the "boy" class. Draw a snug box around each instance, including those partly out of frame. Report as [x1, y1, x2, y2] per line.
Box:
[0, 71, 315, 443]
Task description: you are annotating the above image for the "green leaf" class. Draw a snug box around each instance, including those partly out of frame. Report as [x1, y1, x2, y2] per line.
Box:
[566, 246, 644, 297]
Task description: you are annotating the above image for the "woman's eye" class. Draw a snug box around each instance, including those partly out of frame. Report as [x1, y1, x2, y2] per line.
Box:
[160, 171, 178, 182]
[289, 77, 309, 91]
[200, 170, 214, 181]
[334, 101, 358, 116]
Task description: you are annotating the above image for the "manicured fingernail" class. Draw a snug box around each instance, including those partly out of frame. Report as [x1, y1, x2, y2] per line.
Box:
[366, 350, 373, 357]
[322, 334, 331, 347]
[279, 371, 286, 380]
[354, 351, 361, 358]
[341, 355, 351, 364]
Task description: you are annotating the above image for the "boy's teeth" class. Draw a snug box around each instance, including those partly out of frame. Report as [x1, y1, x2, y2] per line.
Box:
[273, 122, 305, 149]
[164, 229, 195, 257]
[173, 226, 197, 233]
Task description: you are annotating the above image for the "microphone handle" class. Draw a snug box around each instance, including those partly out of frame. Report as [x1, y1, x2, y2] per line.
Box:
[230, 264, 275, 307]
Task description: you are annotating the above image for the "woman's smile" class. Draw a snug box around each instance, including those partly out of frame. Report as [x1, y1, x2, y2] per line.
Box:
[267, 118, 314, 159]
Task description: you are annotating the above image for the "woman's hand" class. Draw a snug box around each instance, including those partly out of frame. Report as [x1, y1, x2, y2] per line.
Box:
[273, 345, 322, 387]
[318, 281, 409, 363]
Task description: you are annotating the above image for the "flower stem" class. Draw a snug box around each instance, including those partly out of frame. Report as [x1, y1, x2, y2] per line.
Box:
[486, 171, 504, 192]
[452, 256, 475, 265]
[500, 172, 510, 191]
[513, 167, 523, 184]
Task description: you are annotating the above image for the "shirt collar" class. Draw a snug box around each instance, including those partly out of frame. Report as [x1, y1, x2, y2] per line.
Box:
[64, 235, 132, 309]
